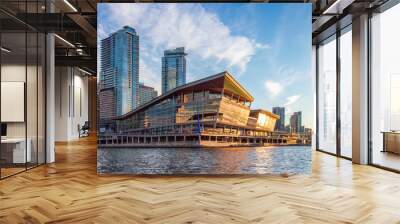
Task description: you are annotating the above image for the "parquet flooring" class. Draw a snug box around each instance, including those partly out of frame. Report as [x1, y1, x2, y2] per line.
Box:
[1, 136, 400, 223]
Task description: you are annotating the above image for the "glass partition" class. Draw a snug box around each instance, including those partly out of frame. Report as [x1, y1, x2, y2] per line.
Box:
[1, 31, 28, 177]
[27, 31, 38, 169]
[371, 3, 400, 171]
[0, 1, 46, 179]
[317, 35, 337, 154]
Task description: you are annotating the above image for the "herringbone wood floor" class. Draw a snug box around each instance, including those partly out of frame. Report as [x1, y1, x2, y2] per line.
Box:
[1, 136, 400, 224]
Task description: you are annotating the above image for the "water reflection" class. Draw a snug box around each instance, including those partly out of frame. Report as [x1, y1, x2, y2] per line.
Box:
[98, 146, 312, 175]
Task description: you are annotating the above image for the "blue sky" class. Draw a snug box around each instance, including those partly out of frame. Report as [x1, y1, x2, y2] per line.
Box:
[98, 3, 312, 128]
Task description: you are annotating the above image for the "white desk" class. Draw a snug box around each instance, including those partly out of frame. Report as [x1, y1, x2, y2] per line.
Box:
[1, 138, 31, 163]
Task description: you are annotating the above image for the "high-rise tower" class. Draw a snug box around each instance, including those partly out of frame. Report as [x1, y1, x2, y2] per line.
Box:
[272, 107, 285, 131]
[161, 47, 187, 94]
[99, 26, 139, 119]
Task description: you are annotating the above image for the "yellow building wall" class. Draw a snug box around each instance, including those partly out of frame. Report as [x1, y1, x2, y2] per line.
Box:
[256, 113, 278, 132]
[219, 97, 250, 126]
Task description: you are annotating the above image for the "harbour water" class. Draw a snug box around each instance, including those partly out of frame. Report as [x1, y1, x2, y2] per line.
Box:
[97, 146, 312, 175]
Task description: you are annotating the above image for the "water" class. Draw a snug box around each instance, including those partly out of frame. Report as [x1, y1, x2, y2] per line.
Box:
[97, 146, 312, 175]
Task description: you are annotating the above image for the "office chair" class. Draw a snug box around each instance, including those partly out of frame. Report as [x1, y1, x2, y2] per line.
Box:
[79, 121, 90, 138]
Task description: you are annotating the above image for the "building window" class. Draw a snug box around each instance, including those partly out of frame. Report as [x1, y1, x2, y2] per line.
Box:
[339, 26, 352, 158]
[317, 35, 337, 154]
[370, 3, 400, 171]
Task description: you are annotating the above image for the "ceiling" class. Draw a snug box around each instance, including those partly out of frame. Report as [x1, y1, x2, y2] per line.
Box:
[0, 0, 393, 74]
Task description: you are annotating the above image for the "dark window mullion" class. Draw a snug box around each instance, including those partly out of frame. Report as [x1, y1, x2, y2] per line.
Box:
[25, 0, 28, 171]
[336, 28, 341, 157]
[367, 11, 373, 165]
[36, 0, 39, 167]
[316, 44, 319, 151]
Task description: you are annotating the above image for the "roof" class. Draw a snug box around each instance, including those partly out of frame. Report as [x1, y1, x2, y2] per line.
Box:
[164, 47, 187, 56]
[114, 71, 254, 120]
[222, 72, 254, 102]
[139, 83, 156, 90]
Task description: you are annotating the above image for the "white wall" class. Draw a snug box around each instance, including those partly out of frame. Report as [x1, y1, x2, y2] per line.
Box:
[55, 67, 89, 141]
[55, 67, 68, 140]
[1, 65, 26, 140]
[1, 63, 46, 164]
[1, 65, 39, 138]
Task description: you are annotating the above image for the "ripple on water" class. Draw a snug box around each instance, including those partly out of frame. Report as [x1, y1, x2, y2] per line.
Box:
[97, 146, 312, 175]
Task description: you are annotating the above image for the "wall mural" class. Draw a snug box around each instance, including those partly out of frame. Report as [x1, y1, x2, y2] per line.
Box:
[97, 3, 313, 175]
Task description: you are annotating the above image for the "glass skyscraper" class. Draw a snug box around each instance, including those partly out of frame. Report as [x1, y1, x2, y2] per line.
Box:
[139, 83, 158, 106]
[290, 111, 302, 133]
[99, 26, 139, 119]
[162, 47, 187, 94]
[272, 107, 285, 131]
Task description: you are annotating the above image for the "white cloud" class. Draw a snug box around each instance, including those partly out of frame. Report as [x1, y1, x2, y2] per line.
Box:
[103, 3, 268, 76]
[284, 94, 302, 106]
[139, 59, 161, 94]
[263, 66, 307, 98]
[97, 23, 107, 40]
[285, 107, 293, 116]
[255, 43, 271, 49]
[265, 80, 283, 97]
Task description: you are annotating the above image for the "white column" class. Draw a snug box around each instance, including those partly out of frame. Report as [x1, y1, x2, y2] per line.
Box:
[352, 14, 369, 164]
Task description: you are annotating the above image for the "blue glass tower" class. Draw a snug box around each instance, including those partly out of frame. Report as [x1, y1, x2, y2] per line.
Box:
[162, 47, 187, 94]
[290, 111, 302, 133]
[272, 107, 285, 131]
[100, 26, 139, 117]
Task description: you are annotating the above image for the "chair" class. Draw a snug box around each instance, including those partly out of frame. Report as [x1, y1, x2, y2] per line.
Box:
[79, 121, 90, 138]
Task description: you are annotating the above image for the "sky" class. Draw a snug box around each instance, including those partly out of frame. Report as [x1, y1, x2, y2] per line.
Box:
[98, 3, 313, 128]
